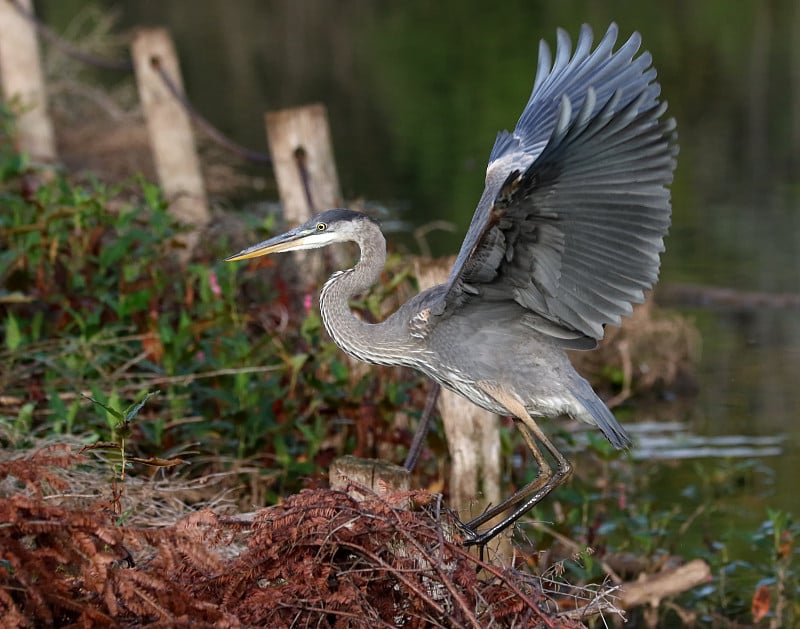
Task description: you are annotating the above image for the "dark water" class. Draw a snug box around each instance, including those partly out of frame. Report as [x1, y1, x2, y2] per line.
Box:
[41, 0, 800, 535]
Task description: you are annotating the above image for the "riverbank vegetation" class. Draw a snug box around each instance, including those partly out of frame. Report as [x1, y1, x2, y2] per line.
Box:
[1, 106, 796, 626]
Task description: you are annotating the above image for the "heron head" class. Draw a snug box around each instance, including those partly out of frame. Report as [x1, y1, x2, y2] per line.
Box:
[225, 209, 377, 261]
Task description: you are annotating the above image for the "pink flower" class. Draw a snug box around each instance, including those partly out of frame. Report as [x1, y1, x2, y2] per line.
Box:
[303, 293, 312, 314]
[209, 271, 222, 296]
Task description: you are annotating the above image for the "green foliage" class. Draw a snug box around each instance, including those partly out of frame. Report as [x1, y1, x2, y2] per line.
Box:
[0, 102, 793, 625]
[518, 439, 799, 626]
[0, 113, 417, 503]
[686, 509, 799, 626]
[81, 389, 160, 479]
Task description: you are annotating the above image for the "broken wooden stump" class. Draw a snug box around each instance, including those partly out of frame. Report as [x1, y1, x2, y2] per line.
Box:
[413, 258, 502, 514]
[329, 454, 410, 507]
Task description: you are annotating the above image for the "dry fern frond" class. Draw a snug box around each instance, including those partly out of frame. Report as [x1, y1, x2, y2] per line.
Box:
[0, 442, 620, 627]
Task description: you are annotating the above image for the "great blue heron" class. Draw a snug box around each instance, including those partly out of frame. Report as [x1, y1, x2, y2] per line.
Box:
[227, 23, 677, 546]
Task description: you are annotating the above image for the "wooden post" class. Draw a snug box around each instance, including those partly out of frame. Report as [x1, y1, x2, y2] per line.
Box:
[0, 0, 56, 163]
[330, 455, 410, 507]
[131, 28, 209, 261]
[413, 258, 502, 514]
[265, 104, 345, 285]
[330, 453, 457, 598]
[414, 257, 511, 558]
[330, 455, 410, 493]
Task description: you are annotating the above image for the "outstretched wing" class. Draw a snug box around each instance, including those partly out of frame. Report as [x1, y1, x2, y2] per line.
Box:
[436, 23, 677, 346]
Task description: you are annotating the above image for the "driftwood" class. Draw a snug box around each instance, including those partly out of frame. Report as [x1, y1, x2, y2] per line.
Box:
[618, 558, 711, 609]
[658, 282, 800, 311]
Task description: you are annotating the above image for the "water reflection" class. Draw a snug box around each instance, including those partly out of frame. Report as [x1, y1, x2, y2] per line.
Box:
[630, 422, 784, 460]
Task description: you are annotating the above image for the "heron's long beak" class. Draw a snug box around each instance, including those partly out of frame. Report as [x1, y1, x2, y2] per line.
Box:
[224, 228, 313, 262]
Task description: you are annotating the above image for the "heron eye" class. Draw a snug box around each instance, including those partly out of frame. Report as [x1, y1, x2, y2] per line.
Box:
[316, 222, 327, 231]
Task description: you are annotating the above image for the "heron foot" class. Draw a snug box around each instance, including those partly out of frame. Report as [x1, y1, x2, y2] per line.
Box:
[453, 517, 492, 563]
[454, 517, 481, 545]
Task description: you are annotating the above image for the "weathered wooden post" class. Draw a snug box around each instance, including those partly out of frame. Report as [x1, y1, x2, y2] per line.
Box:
[414, 258, 502, 513]
[330, 455, 410, 507]
[265, 103, 346, 285]
[414, 257, 511, 558]
[131, 28, 209, 261]
[0, 0, 57, 163]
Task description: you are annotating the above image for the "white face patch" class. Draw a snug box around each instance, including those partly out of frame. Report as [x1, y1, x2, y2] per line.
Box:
[286, 230, 340, 251]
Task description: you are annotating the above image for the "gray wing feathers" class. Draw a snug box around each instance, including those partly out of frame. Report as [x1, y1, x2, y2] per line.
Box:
[516, 92, 676, 338]
[490, 23, 659, 165]
[441, 23, 676, 344]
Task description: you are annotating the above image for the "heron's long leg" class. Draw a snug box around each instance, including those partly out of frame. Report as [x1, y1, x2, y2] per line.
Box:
[403, 382, 440, 471]
[460, 386, 572, 546]
[465, 419, 553, 529]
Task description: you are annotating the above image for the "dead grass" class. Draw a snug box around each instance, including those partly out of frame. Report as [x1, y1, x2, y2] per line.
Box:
[0, 439, 625, 628]
[570, 295, 700, 407]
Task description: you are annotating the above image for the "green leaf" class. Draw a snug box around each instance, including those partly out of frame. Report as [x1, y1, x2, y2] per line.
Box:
[117, 289, 151, 318]
[330, 359, 349, 383]
[4, 312, 22, 350]
[289, 353, 309, 373]
[124, 390, 160, 422]
[81, 392, 124, 422]
[0, 152, 28, 179]
[30, 310, 43, 342]
[15, 402, 34, 433]
[300, 311, 321, 341]
[141, 180, 165, 210]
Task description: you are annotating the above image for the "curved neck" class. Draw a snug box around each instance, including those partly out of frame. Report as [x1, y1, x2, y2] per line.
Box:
[318, 221, 413, 366]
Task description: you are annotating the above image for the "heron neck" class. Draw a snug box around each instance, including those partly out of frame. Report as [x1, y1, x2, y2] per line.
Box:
[318, 224, 411, 366]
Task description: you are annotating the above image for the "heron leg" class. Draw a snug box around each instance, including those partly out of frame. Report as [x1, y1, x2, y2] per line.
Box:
[403, 382, 441, 472]
[459, 387, 572, 547]
[465, 418, 553, 529]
